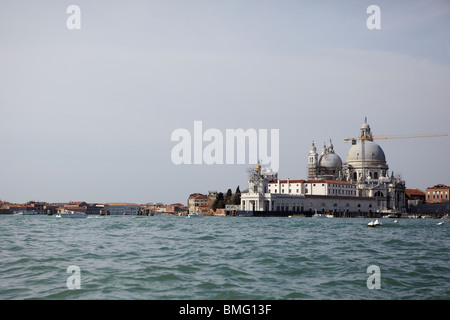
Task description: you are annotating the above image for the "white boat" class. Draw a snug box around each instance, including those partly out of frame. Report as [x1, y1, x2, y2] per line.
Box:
[312, 210, 326, 218]
[15, 211, 37, 215]
[437, 221, 444, 225]
[368, 219, 381, 227]
[58, 210, 87, 218]
[188, 212, 203, 218]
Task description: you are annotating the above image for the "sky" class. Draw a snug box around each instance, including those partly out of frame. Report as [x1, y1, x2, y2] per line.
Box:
[1, 0, 449, 205]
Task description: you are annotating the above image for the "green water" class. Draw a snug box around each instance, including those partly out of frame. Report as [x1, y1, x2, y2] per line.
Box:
[0, 215, 448, 299]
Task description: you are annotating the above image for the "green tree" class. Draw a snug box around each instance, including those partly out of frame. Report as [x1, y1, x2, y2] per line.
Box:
[212, 192, 225, 211]
[231, 186, 241, 205]
[225, 188, 233, 204]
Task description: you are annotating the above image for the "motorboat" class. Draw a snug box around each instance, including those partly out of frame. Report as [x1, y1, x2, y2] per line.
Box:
[15, 211, 37, 215]
[57, 210, 87, 218]
[188, 212, 203, 218]
[368, 219, 381, 227]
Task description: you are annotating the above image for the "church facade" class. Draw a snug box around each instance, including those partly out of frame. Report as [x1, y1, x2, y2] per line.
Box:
[239, 120, 406, 216]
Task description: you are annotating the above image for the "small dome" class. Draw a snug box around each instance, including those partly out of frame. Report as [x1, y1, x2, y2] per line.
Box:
[346, 140, 386, 164]
[319, 153, 342, 168]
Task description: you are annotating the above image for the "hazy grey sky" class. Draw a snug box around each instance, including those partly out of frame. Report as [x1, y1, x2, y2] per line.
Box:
[1, 0, 449, 204]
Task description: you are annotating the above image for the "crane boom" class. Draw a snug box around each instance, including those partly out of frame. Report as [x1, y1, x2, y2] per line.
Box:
[343, 131, 447, 196]
[344, 133, 447, 142]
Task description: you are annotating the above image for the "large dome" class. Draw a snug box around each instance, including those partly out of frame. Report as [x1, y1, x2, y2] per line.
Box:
[346, 140, 386, 164]
[319, 153, 342, 168]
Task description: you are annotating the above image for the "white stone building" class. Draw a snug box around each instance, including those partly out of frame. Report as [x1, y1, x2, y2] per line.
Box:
[104, 203, 140, 215]
[307, 119, 406, 213]
[239, 119, 406, 216]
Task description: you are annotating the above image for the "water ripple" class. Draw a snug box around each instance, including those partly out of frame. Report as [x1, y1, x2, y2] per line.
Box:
[0, 215, 449, 299]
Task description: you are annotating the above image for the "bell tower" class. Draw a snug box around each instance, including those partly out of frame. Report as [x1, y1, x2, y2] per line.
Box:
[308, 141, 318, 179]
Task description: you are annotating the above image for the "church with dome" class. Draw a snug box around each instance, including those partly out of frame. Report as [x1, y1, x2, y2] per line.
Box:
[239, 119, 406, 217]
[307, 119, 406, 212]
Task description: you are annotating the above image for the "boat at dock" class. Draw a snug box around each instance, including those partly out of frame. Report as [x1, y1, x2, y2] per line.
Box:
[188, 212, 203, 218]
[56, 210, 87, 218]
[14, 211, 37, 215]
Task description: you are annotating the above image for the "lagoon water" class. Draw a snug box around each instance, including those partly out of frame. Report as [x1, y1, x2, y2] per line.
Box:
[0, 215, 449, 300]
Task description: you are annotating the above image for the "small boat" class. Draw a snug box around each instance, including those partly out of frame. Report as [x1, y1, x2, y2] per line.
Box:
[312, 210, 327, 218]
[394, 220, 398, 223]
[188, 212, 203, 218]
[15, 211, 37, 215]
[58, 210, 87, 218]
[437, 221, 444, 225]
[368, 219, 381, 227]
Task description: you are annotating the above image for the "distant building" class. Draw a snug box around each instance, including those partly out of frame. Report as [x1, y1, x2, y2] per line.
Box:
[187, 193, 209, 212]
[64, 201, 88, 213]
[104, 203, 140, 215]
[86, 204, 104, 215]
[166, 203, 187, 214]
[405, 189, 425, 202]
[426, 184, 450, 203]
[239, 120, 408, 216]
[27, 201, 47, 214]
[307, 119, 406, 212]
[240, 165, 376, 216]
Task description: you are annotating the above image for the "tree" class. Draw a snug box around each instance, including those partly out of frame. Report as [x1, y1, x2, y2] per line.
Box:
[212, 192, 225, 211]
[225, 189, 233, 204]
[231, 186, 241, 205]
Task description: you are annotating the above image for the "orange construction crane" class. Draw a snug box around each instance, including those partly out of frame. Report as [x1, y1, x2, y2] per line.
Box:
[344, 130, 447, 189]
[344, 133, 448, 142]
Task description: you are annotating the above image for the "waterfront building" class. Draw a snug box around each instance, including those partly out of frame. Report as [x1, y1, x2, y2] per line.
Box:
[426, 184, 450, 203]
[26, 201, 47, 214]
[103, 203, 140, 215]
[307, 119, 406, 213]
[240, 120, 407, 216]
[64, 201, 88, 213]
[240, 165, 377, 216]
[187, 193, 210, 212]
[86, 203, 104, 215]
[166, 203, 188, 214]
